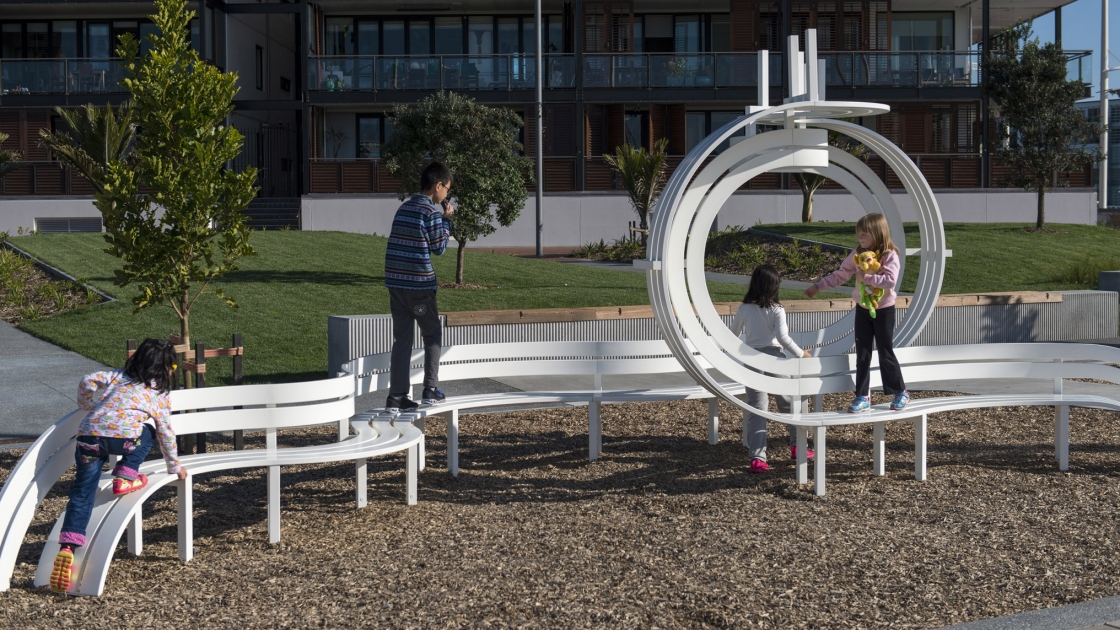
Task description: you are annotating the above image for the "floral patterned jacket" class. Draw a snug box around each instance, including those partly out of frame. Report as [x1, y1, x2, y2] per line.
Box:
[77, 370, 181, 474]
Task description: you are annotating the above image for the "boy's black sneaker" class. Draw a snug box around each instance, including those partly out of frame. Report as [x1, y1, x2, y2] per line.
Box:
[422, 387, 446, 404]
[385, 394, 419, 413]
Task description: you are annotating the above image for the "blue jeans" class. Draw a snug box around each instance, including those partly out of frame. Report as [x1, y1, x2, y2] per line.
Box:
[60, 425, 155, 547]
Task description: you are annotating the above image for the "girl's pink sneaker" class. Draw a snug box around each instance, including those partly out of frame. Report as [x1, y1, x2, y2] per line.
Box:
[112, 473, 148, 496]
[748, 459, 769, 474]
[790, 446, 815, 460]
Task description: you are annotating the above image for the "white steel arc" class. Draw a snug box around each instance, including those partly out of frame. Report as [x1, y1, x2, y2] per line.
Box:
[645, 103, 947, 416]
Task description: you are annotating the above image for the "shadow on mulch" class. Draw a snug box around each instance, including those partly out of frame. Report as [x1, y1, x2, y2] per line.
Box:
[1, 391, 1118, 629]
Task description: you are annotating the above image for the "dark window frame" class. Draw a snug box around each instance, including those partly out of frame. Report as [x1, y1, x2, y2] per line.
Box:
[255, 44, 264, 90]
[321, 14, 565, 56]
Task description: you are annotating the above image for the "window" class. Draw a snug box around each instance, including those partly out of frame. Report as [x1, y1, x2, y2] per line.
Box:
[54, 22, 78, 58]
[357, 21, 378, 55]
[140, 23, 159, 56]
[27, 23, 49, 58]
[435, 17, 462, 54]
[674, 16, 701, 53]
[644, 15, 672, 53]
[88, 23, 111, 58]
[325, 18, 354, 55]
[357, 114, 384, 158]
[383, 21, 405, 55]
[892, 12, 953, 51]
[255, 45, 264, 91]
[710, 15, 730, 53]
[409, 19, 430, 55]
[625, 111, 649, 149]
[279, 76, 291, 92]
[2, 24, 23, 58]
[468, 17, 494, 55]
[758, 4, 782, 52]
[930, 106, 951, 152]
[957, 104, 977, 153]
[685, 111, 745, 153]
[548, 17, 563, 53]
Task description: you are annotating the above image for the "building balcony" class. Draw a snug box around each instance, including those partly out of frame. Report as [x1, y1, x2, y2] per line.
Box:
[308, 55, 576, 92]
[0, 58, 127, 96]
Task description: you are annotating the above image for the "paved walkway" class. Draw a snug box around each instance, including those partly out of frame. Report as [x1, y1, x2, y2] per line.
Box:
[939, 597, 1120, 630]
[0, 321, 107, 447]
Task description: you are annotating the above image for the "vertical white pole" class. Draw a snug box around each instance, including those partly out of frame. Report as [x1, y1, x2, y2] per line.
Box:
[872, 421, 886, 476]
[914, 415, 928, 481]
[813, 426, 826, 496]
[406, 444, 418, 505]
[806, 29, 819, 101]
[788, 36, 802, 98]
[588, 400, 602, 461]
[266, 423, 280, 544]
[534, 0, 544, 255]
[796, 427, 809, 484]
[127, 506, 142, 556]
[355, 458, 367, 509]
[758, 49, 769, 109]
[707, 398, 719, 445]
[177, 479, 193, 561]
[415, 417, 425, 471]
[447, 409, 459, 477]
[1102, 0, 1110, 213]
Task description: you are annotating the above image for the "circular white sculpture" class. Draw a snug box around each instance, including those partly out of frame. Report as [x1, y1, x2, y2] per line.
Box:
[643, 38, 948, 415]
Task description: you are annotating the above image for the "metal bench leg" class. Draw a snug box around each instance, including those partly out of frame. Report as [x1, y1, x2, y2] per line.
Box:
[708, 398, 719, 445]
[406, 444, 418, 505]
[813, 426, 826, 496]
[1056, 405, 1069, 471]
[446, 410, 459, 477]
[872, 421, 886, 476]
[355, 459, 367, 509]
[415, 417, 426, 472]
[177, 478, 193, 562]
[796, 426, 809, 484]
[338, 418, 348, 441]
[268, 465, 280, 544]
[589, 401, 602, 461]
[127, 506, 142, 556]
[914, 414, 927, 481]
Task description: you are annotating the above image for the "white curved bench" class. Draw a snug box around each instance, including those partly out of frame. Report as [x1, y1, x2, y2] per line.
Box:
[0, 375, 422, 596]
[344, 339, 1120, 496]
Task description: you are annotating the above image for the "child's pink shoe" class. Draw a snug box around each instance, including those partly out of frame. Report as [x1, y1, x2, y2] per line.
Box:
[49, 547, 74, 593]
[790, 446, 815, 460]
[748, 459, 769, 474]
[112, 474, 148, 496]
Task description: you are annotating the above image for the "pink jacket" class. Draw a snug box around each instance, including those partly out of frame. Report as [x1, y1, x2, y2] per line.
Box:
[812, 249, 900, 309]
[77, 370, 181, 474]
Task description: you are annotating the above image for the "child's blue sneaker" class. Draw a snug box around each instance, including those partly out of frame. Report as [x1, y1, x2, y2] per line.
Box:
[422, 386, 445, 404]
[891, 390, 911, 411]
[847, 396, 871, 413]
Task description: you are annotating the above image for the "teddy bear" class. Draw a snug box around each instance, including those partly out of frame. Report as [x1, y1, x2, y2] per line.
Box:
[855, 250, 884, 318]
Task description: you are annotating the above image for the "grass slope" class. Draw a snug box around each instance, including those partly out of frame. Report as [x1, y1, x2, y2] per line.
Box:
[10, 231, 779, 384]
[756, 222, 1120, 294]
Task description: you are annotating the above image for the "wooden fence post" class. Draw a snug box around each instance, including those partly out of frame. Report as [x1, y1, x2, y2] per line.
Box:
[195, 342, 206, 454]
[232, 333, 244, 450]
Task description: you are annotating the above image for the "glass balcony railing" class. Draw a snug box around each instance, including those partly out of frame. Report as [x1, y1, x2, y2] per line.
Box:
[0, 58, 127, 95]
[581, 53, 784, 88]
[309, 54, 576, 91]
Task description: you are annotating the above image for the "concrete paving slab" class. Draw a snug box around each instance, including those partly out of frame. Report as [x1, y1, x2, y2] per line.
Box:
[939, 596, 1120, 630]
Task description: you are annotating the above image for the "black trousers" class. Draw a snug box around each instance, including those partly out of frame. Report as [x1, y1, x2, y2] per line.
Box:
[388, 288, 442, 395]
[854, 305, 906, 397]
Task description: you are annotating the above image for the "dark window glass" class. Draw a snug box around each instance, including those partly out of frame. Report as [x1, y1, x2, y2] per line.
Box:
[325, 18, 354, 55]
[674, 16, 700, 53]
[357, 115, 382, 158]
[892, 12, 953, 51]
[357, 21, 378, 55]
[255, 45, 264, 90]
[27, 23, 50, 58]
[383, 21, 404, 55]
[434, 17, 462, 54]
[113, 21, 139, 56]
[409, 19, 430, 55]
[2, 24, 23, 58]
[625, 111, 649, 149]
[140, 23, 159, 56]
[711, 15, 730, 52]
[547, 16, 563, 53]
[88, 23, 111, 58]
[468, 17, 493, 54]
[686, 112, 706, 152]
[497, 18, 519, 54]
[522, 20, 536, 56]
[53, 22, 78, 57]
[190, 20, 199, 54]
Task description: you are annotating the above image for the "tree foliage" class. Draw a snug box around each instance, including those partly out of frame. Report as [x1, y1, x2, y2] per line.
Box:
[0, 132, 23, 180]
[603, 138, 668, 245]
[985, 21, 1101, 228]
[39, 103, 136, 192]
[73, 0, 257, 347]
[382, 92, 534, 284]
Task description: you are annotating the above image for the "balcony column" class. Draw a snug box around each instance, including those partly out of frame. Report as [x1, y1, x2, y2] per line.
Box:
[575, 0, 586, 191]
[1055, 7, 1062, 48]
[300, 0, 311, 197]
[1101, 0, 1110, 212]
[981, 0, 990, 188]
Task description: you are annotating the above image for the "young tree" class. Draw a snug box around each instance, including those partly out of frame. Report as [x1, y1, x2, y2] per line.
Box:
[985, 21, 1100, 229]
[792, 129, 868, 223]
[0, 132, 23, 180]
[603, 138, 668, 245]
[382, 92, 534, 284]
[80, 0, 257, 348]
[39, 103, 136, 192]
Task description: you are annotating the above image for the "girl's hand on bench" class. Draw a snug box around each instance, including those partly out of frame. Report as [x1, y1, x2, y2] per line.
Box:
[177, 468, 189, 481]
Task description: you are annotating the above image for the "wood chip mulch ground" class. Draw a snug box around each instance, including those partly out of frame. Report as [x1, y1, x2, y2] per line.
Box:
[1, 390, 1118, 629]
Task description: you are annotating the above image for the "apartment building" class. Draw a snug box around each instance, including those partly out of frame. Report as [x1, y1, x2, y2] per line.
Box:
[0, 0, 1098, 242]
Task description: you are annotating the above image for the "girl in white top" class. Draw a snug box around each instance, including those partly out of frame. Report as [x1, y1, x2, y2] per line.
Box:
[730, 264, 813, 474]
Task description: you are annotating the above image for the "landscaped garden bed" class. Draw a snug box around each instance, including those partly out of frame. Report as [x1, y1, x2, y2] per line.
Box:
[2, 390, 1117, 628]
[0, 245, 101, 325]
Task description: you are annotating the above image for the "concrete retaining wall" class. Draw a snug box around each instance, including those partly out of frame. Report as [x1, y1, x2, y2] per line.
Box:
[0, 198, 101, 235]
[327, 290, 1118, 377]
[302, 188, 1098, 250]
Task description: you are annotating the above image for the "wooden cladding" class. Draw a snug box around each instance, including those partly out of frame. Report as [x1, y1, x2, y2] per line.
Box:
[728, 0, 889, 52]
[584, 1, 635, 52]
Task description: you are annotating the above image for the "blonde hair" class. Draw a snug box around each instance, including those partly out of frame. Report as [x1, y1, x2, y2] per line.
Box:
[856, 213, 897, 256]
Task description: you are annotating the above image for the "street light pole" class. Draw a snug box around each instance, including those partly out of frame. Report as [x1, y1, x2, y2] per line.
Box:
[1102, 0, 1110, 213]
[534, 0, 544, 256]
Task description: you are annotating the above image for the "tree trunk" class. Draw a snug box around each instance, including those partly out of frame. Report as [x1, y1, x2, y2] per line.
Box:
[179, 290, 192, 389]
[639, 210, 648, 246]
[1036, 186, 1046, 229]
[455, 239, 466, 285]
[802, 190, 814, 223]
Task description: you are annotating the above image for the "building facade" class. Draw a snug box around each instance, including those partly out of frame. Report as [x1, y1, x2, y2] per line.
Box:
[0, 0, 1098, 243]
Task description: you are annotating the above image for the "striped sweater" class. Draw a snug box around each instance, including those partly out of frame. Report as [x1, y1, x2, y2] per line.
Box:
[384, 194, 450, 290]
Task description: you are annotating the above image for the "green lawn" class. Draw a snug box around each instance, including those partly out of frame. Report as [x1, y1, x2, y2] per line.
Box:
[756, 222, 1120, 294]
[10, 231, 806, 384]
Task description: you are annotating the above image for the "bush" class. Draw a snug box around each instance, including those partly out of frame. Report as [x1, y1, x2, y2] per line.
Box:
[1055, 254, 1120, 285]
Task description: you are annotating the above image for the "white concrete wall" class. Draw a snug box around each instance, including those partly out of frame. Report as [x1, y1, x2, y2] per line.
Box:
[301, 188, 1099, 248]
[0, 198, 101, 235]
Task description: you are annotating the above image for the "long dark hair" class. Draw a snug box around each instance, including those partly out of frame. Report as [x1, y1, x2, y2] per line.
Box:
[742, 264, 782, 309]
[123, 338, 177, 394]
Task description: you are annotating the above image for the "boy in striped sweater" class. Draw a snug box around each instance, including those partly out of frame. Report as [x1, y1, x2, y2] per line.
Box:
[384, 161, 456, 412]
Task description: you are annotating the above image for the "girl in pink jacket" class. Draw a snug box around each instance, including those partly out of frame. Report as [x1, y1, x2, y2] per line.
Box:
[804, 214, 910, 413]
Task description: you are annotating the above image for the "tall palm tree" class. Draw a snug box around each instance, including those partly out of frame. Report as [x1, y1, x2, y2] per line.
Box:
[0, 132, 23, 180]
[603, 137, 669, 246]
[39, 103, 136, 191]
